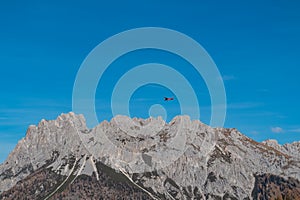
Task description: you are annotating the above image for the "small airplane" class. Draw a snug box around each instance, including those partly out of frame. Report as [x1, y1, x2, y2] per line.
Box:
[164, 97, 174, 101]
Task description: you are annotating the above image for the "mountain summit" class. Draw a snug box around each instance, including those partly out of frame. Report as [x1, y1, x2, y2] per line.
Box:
[1, 112, 300, 199]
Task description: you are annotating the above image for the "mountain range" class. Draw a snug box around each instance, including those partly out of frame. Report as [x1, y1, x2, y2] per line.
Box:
[0, 112, 300, 200]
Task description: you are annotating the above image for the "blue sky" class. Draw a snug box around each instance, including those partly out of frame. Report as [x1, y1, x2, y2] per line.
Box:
[0, 0, 300, 163]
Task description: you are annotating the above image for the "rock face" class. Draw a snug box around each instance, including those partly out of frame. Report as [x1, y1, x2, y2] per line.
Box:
[0, 112, 300, 199]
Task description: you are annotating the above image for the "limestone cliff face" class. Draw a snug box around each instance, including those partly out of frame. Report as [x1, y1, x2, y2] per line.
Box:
[0, 113, 300, 199]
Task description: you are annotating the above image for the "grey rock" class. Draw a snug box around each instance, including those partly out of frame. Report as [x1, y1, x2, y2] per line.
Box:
[0, 112, 300, 199]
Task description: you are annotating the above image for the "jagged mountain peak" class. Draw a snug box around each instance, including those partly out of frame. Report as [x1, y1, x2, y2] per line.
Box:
[1, 113, 300, 199]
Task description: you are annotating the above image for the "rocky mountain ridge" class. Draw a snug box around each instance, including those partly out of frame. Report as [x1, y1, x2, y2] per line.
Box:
[0, 112, 300, 199]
